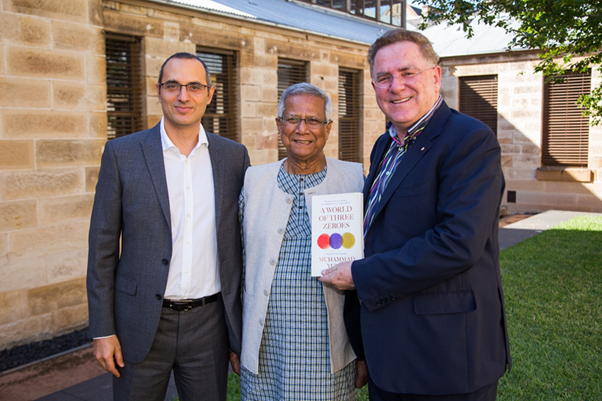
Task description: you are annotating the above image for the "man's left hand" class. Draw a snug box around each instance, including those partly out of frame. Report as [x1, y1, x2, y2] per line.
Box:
[355, 359, 369, 388]
[229, 351, 241, 376]
[318, 261, 355, 290]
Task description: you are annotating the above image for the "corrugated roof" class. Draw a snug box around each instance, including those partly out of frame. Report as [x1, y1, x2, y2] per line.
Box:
[415, 17, 525, 57]
[155, 0, 526, 58]
[162, 0, 393, 45]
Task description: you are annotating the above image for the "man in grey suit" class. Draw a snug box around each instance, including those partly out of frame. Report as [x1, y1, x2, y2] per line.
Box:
[87, 52, 250, 401]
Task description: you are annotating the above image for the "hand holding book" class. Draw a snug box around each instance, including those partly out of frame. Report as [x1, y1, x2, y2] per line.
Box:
[311, 192, 363, 277]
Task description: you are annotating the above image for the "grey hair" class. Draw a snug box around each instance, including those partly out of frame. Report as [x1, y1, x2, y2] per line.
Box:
[277, 83, 332, 121]
[368, 28, 440, 78]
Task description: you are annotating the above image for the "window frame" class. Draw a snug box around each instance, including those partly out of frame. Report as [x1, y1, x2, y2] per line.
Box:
[541, 70, 591, 168]
[298, 0, 405, 27]
[277, 58, 309, 160]
[105, 33, 145, 139]
[197, 47, 240, 143]
[458, 74, 498, 136]
[338, 68, 362, 163]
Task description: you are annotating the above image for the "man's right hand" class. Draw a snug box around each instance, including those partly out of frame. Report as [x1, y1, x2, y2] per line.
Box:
[93, 335, 125, 377]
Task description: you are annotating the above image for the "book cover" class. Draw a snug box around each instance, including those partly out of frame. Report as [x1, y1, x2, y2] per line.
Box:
[311, 192, 364, 277]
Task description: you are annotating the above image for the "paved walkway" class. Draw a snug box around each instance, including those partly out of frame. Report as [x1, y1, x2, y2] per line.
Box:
[37, 372, 179, 401]
[498, 210, 602, 250]
[1, 210, 600, 401]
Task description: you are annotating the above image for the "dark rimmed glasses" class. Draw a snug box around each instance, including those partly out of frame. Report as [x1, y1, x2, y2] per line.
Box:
[373, 66, 437, 89]
[159, 81, 209, 95]
[280, 115, 331, 128]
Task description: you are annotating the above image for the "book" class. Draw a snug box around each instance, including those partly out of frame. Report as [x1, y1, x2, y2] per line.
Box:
[311, 192, 364, 277]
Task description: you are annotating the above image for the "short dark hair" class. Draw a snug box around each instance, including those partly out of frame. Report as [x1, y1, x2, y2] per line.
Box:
[158, 52, 212, 87]
[368, 29, 440, 78]
[277, 83, 332, 122]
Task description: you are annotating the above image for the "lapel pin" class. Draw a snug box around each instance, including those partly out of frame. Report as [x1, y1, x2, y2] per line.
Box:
[421, 147, 425, 151]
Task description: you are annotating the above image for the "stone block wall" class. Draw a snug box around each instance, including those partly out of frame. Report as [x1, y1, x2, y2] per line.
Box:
[0, 0, 103, 350]
[441, 54, 602, 214]
[0, 0, 382, 350]
[101, 1, 382, 167]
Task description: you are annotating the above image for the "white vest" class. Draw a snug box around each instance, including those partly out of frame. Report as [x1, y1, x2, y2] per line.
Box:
[241, 157, 364, 374]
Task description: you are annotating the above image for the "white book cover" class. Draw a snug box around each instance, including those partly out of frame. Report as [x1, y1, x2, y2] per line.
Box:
[311, 192, 364, 277]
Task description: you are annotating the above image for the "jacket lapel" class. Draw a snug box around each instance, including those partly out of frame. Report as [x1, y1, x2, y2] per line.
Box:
[363, 134, 391, 206]
[366, 102, 451, 232]
[207, 133, 224, 231]
[141, 124, 171, 229]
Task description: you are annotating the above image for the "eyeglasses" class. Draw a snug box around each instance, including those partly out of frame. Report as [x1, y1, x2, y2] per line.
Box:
[280, 115, 330, 128]
[159, 82, 209, 95]
[372, 66, 436, 89]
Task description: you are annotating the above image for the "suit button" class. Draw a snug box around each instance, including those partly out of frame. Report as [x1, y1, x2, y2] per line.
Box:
[162, 259, 169, 266]
[156, 294, 162, 300]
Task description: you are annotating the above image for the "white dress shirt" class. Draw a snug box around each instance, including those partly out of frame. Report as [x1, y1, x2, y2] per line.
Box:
[160, 118, 220, 300]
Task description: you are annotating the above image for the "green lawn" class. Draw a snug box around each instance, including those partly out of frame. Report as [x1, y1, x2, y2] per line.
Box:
[497, 215, 602, 399]
[220, 215, 602, 400]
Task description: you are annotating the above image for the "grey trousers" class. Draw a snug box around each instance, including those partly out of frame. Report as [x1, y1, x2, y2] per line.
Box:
[113, 295, 230, 401]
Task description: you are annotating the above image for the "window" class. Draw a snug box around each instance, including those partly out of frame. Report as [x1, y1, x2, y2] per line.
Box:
[379, 0, 404, 25]
[299, 0, 404, 27]
[459, 75, 498, 135]
[197, 48, 239, 142]
[277, 59, 308, 160]
[105, 34, 144, 139]
[542, 71, 591, 167]
[339, 69, 361, 162]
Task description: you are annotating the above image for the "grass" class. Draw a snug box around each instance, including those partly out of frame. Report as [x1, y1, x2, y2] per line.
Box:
[497, 215, 602, 400]
[218, 215, 602, 400]
[227, 373, 241, 399]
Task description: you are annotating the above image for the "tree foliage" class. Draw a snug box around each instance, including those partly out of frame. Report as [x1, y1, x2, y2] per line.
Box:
[419, 0, 602, 125]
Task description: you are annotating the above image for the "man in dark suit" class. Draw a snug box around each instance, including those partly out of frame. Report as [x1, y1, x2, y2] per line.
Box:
[320, 29, 511, 400]
[87, 52, 250, 401]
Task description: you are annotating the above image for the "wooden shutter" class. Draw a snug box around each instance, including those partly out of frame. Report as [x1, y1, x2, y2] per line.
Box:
[339, 69, 361, 162]
[277, 59, 308, 160]
[198, 49, 239, 142]
[105, 34, 144, 139]
[542, 71, 591, 167]
[459, 75, 498, 135]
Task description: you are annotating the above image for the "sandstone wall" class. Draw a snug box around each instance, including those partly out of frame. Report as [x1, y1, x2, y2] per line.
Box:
[0, 0, 381, 350]
[440, 54, 602, 214]
[0, 0, 104, 350]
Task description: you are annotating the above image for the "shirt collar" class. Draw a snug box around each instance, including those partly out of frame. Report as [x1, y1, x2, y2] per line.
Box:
[160, 117, 209, 155]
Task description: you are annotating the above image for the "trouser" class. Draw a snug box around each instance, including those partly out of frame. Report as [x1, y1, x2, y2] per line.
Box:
[113, 294, 229, 401]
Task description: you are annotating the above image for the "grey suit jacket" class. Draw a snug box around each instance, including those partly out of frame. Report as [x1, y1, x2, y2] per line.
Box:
[87, 123, 250, 364]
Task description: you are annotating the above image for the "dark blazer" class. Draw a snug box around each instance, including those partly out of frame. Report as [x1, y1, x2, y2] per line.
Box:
[87, 123, 250, 364]
[347, 101, 511, 395]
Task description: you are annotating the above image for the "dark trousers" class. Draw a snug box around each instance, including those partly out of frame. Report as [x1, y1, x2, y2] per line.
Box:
[113, 295, 229, 401]
[368, 376, 499, 401]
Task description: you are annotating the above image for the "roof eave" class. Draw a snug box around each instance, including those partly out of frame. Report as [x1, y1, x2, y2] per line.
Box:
[146, 0, 375, 46]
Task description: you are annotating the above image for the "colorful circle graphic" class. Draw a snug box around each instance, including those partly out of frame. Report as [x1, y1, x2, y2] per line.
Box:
[317, 233, 330, 249]
[330, 233, 342, 249]
[341, 232, 356, 249]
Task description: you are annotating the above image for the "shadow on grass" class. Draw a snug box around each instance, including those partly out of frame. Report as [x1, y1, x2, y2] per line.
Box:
[498, 216, 602, 400]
